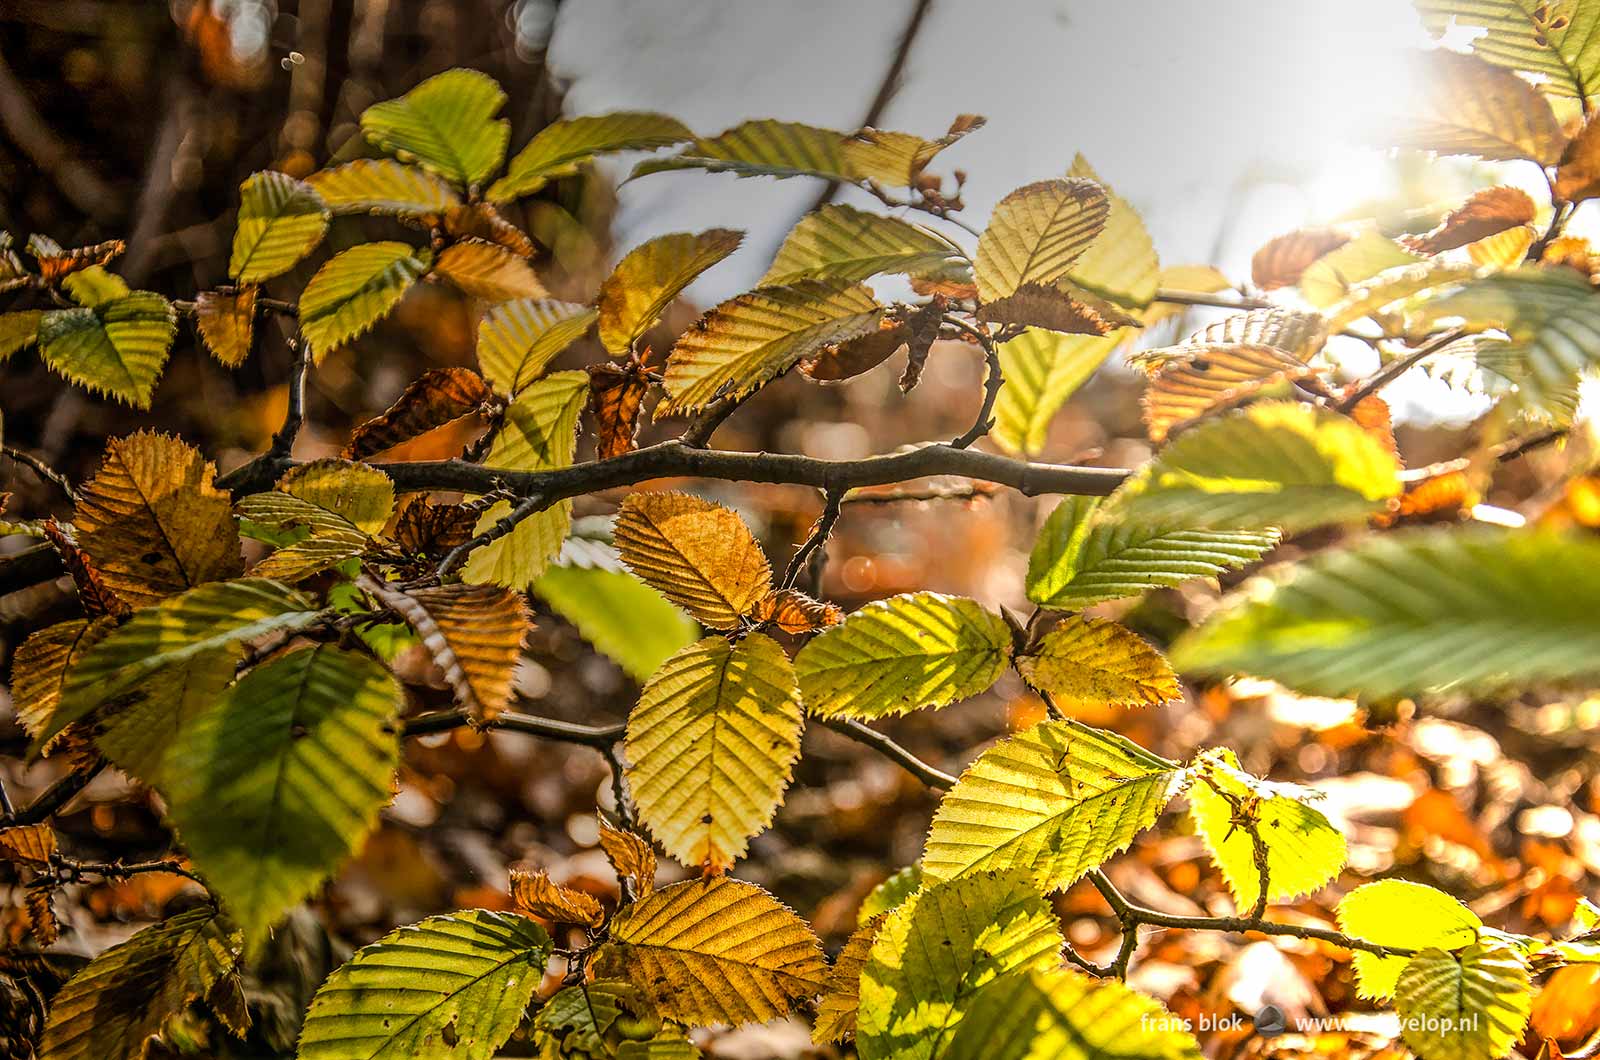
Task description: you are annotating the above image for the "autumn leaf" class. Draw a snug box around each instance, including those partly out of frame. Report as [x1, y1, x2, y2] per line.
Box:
[586, 361, 649, 459]
[441, 202, 537, 257]
[508, 867, 604, 927]
[1252, 228, 1352, 290]
[975, 280, 1143, 335]
[0, 824, 57, 866]
[30, 237, 125, 285]
[1384, 49, 1567, 163]
[1015, 613, 1181, 708]
[361, 578, 530, 720]
[37, 293, 178, 408]
[752, 587, 842, 634]
[597, 229, 744, 355]
[840, 114, 983, 186]
[194, 287, 256, 368]
[305, 158, 462, 215]
[1403, 186, 1538, 253]
[613, 491, 773, 628]
[228, 171, 329, 283]
[73, 431, 242, 608]
[975, 178, 1109, 302]
[477, 298, 597, 396]
[1142, 342, 1317, 442]
[359, 68, 509, 186]
[343, 366, 492, 460]
[432, 238, 546, 302]
[299, 242, 431, 360]
[598, 821, 658, 895]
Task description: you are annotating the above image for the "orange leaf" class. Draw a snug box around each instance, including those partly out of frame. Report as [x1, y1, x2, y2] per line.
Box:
[597, 821, 657, 895]
[433, 239, 546, 302]
[508, 867, 604, 927]
[1401, 186, 1537, 254]
[0, 825, 58, 867]
[443, 202, 535, 258]
[393, 497, 479, 556]
[32, 238, 126, 284]
[753, 588, 843, 634]
[975, 281, 1141, 336]
[586, 362, 649, 460]
[1251, 228, 1351, 290]
[194, 286, 257, 368]
[1558, 114, 1600, 203]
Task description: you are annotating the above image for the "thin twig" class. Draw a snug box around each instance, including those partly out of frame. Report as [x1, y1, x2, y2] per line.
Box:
[1337, 328, 1465, 413]
[780, 490, 844, 590]
[946, 317, 1003, 449]
[49, 855, 204, 886]
[5, 760, 107, 826]
[2, 446, 75, 503]
[1152, 287, 1273, 312]
[401, 707, 624, 748]
[436, 494, 545, 577]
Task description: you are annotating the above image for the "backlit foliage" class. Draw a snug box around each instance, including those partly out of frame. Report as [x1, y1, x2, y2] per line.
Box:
[13, 15, 1600, 1057]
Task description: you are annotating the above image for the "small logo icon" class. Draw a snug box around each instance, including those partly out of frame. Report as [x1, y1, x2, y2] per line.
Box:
[1254, 1004, 1287, 1038]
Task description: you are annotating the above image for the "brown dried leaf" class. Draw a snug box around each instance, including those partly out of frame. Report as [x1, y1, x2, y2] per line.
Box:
[41, 518, 132, 619]
[1543, 236, 1600, 280]
[598, 821, 658, 895]
[433, 239, 546, 302]
[1347, 393, 1399, 459]
[509, 867, 604, 927]
[442, 202, 536, 258]
[802, 318, 908, 383]
[897, 298, 947, 394]
[25, 887, 59, 947]
[194, 287, 257, 368]
[752, 588, 843, 634]
[10, 619, 114, 750]
[1252, 228, 1352, 290]
[33, 238, 126, 284]
[975, 280, 1142, 336]
[1401, 186, 1537, 254]
[586, 362, 649, 460]
[613, 491, 772, 629]
[393, 497, 479, 555]
[344, 367, 493, 460]
[362, 580, 531, 721]
[1142, 343, 1315, 442]
[909, 273, 978, 300]
[74, 431, 242, 608]
[0, 825, 58, 867]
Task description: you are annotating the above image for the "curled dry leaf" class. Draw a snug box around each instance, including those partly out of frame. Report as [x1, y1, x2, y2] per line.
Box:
[393, 497, 479, 555]
[802, 317, 909, 383]
[1251, 228, 1352, 290]
[586, 361, 649, 460]
[1379, 469, 1476, 527]
[975, 280, 1142, 336]
[1558, 113, 1600, 203]
[442, 202, 536, 257]
[508, 867, 604, 927]
[193, 287, 256, 368]
[31, 238, 126, 285]
[752, 588, 843, 634]
[343, 366, 493, 460]
[25, 887, 59, 947]
[613, 491, 772, 629]
[361, 578, 531, 721]
[432, 239, 546, 302]
[597, 820, 657, 895]
[1401, 186, 1537, 254]
[0, 824, 58, 866]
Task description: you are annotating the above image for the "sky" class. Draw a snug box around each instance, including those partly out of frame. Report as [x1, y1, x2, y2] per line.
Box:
[543, 0, 1446, 295]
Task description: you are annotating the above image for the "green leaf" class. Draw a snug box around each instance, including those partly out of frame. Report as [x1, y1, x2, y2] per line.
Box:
[992, 328, 1122, 455]
[794, 591, 1011, 719]
[1324, 260, 1478, 333]
[625, 633, 802, 871]
[631, 119, 853, 182]
[943, 968, 1202, 1060]
[1384, 49, 1568, 163]
[164, 644, 401, 946]
[658, 280, 882, 415]
[476, 297, 597, 396]
[38, 906, 246, 1060]
[921, 720, 1182, 891]
[1409, 267, 1600, 422]
[229, 171, 330, 283]
[39, 578, 324, 751]
[591, 877, 827, 1027]
[96, 650, 241, 786]
[1416, 0, 1600, 100]
[1026, 496, 1279, 608]
[1336, 880, 1483, 1000]
[1106, 402, 1401, 533]
[1065, 156, 1160, 308]
[359, 68, 509, 187]
[1014, 615, 1180, 708]
[859, 865, 923, 926]
[597, 229, 744, 355]
[489, 111, 694, 201]
[975, 179, 1109, 303]
[299, 242, 431, 361]
[462, 371, 588, 589]
[762, 205, 958, 287]
[856, 869, 1065, 1060]
[0, 309, 43, 362]
[1186, 748, 1346, 913]
[297, 910, 552, 1060]
[62, 265, 130, 307]
[1395, 941, 1533, 1060]
[533, 554, 698, 683]
[1172, 527, 1600, 699]
[306, 159, 463, 216]
[37, 293, 177, 408]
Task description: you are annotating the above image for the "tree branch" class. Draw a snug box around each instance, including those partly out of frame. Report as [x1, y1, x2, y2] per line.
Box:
[5, 760, 106, 826]
[1337, 328, 1464, 414]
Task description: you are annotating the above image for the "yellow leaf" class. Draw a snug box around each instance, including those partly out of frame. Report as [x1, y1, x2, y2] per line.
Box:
[361, 580, 530, 721]
[1142, 342, 1316, 443]
[597, 229, 744, 355]
[975, 178, 1109, 303]
[0, 310, 45, 362]
[194, 287, 256, 368]
[598, 821, 658, 895]
[1299, 230, 1425, 309]
[1015, 614, 1180, 708]
[813, 915, 882, 1045]
[433, 239, 546, 302]
[277, 458, 396, 535]
[228, 171, 329, 283]
[9, 618, 113, 750]
[591, 877, 827, 1026]
[1469, 223, 1537, 267]
[359, 68, 509, 187]
[613, 491, 772, 629]
[509, 867, 604, 927]
[305, 159, 463, 216]
[74, 431, 242, 608]
[488, 111, 694, 201]
[299, 242, 431, 361]
[0, 824, 58, 866]
[1066, 155, 1160, 308]
[1385, 49, 1567, 163]
[993, 328, 1123, 455]
[476, 298, 597, 396]
[37, 293, 177, 408]
[625, 633, 803, 871]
